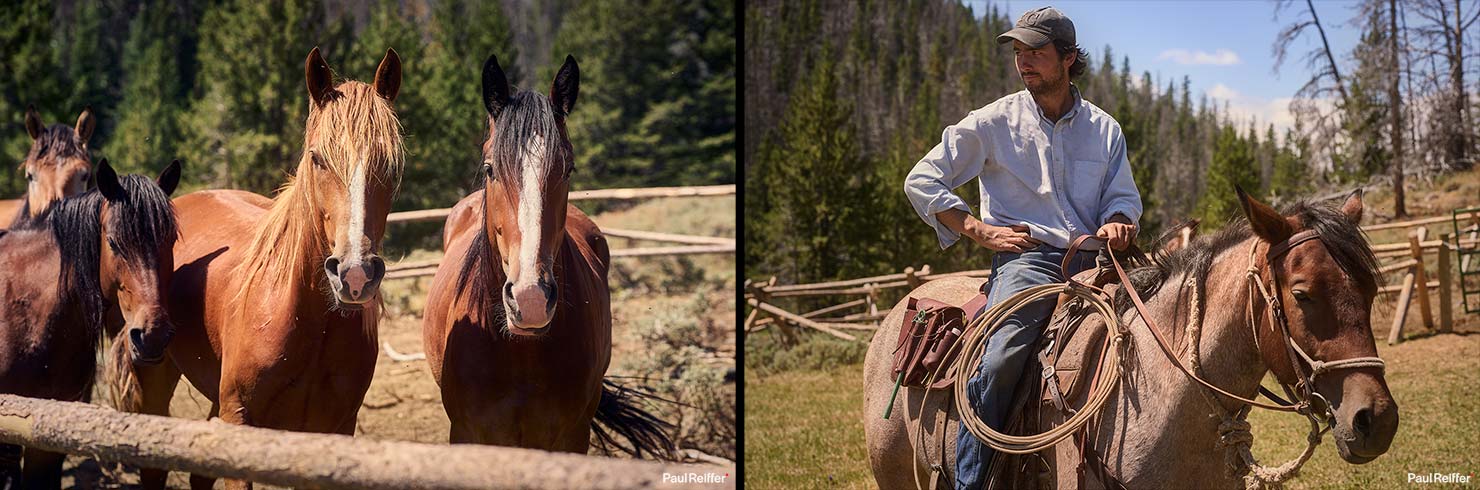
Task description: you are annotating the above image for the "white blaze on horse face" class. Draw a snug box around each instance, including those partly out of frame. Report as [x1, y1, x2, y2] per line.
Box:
[346, 158, 368, 267]
[516, 133, 548, 285]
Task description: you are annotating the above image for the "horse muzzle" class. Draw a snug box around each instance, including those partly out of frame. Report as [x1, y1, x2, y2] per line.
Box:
[502, 277, 558, 335]
[325, 255, 386, 307]
[1330, 387, 1399, 464]
[128, 322, 175, 365]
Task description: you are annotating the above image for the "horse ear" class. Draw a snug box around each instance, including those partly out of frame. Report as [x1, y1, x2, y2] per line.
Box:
[1236, 185, 1291, 243]
[24, 105, 42, 140]
[373, 48, 401, 102]
[157, 160, 182, 197]
[550, 54, 580, 116]
[1339, 188, 1364, 224]
[305, 47, 335, 107]
[97, 159, 126, 202]
[482, 54, 512, 117]
[75, 106, 96, 146]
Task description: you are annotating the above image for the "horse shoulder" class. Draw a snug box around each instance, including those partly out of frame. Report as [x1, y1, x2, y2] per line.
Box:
[423, 225, 481, 383]
[443, 191, 483, 252]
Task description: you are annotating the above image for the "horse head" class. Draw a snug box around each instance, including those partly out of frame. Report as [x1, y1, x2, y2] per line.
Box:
[96, 159, 181, 364]
[1237, 187, 1398, 464]
[301, 47, 404, 308]
[477, 53, 579, 335]
[20, 105, 95, 220]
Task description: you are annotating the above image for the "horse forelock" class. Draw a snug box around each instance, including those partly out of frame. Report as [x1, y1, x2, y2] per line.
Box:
[24, 125, 89, 168]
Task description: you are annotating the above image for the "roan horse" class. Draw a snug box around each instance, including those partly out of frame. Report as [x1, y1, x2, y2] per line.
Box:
[423, 54, 674, 458]
[0, 106, 96, 227]
[114, 47, 403, 490]
[865, 190, 1398, 488]
[0, 160, 180, 489]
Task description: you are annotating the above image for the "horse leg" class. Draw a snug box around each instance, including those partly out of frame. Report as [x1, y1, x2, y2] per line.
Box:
[20, 447, 64, 490]
[135, 360, 183, 490]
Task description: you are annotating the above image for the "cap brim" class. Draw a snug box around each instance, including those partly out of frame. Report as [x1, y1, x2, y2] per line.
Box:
[997, 27, 1052, 48]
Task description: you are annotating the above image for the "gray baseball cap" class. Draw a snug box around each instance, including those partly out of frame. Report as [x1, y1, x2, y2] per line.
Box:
[997, 6, 1075, 48]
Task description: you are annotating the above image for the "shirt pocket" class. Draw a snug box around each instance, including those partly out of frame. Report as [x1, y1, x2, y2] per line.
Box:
[1068, 159, 1110, 207]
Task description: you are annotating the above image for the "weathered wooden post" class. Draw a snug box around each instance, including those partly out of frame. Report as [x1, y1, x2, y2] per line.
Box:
[1410, 228, 1434, 330]
[1437, 233, 1454, 333]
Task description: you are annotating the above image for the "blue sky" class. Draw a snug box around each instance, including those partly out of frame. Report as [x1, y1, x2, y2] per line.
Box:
[965, 0, 1367, 137]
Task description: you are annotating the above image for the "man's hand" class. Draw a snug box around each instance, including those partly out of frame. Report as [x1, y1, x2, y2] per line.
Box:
[936, 208, 1041, 252]
[1096, 214, 1137, 251]
[967, 221, 1041, 252]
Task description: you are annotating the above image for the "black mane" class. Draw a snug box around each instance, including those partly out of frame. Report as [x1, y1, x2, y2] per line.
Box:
[44, 173, 178, 354]
[1111, 199, 1380, 316]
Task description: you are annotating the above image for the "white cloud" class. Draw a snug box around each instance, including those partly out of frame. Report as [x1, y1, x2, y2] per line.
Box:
[1157, 48, 1242, 66]
[1207, 83, 1240, 101]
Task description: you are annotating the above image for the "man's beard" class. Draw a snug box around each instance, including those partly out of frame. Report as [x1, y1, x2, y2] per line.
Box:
[1022, 70, 1066, 95]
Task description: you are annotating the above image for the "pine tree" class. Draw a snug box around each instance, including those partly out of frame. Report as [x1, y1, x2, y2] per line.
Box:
[112, 0, 188, 176]
[1199, 125, 1260, 223]
[554, 0, 735, 190]
[178, 0, 335, 193]
[0, 0, 65, 197]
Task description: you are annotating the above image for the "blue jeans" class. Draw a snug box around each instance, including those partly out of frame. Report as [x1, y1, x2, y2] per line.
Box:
[955, 245, 1097, 490]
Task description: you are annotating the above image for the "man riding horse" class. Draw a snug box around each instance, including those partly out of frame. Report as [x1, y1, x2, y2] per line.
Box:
[902, 7, 1142, 489]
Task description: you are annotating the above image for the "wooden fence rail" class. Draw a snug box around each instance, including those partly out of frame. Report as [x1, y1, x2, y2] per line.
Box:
[0, 395, 730, 490]
[385, 185, 736, 225]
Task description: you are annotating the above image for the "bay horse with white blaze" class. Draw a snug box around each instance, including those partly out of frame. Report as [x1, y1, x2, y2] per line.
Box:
[1, 106, 96, 227]
[864, 190, 1398, 488]
[115, 47, 403, 490]
[423, 53, 674, 458]
[0, 159, 180, 489]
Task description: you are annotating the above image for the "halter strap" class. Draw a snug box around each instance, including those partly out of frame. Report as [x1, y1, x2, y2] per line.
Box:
[1266, 230, 1322, 260]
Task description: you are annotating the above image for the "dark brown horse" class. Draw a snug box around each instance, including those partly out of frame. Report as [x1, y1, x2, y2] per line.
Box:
[115, 47, 403, 490]
[1, 106, 96, 227]
[0, 160, 180, 489]
[423, 54, 674, 458]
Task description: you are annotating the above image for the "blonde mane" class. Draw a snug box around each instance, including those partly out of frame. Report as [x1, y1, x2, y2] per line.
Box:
[235, 81, 404, 307]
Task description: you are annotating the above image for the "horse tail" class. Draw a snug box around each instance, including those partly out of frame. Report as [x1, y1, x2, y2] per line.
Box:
[104, 327, 143, 413]
[591, 378, 678, 460]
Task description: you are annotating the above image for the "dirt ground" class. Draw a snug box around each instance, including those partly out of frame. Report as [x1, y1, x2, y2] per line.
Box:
[58, 196, 736, 489]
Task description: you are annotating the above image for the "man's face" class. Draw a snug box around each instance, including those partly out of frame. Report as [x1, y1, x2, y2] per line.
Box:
[1013, 40, 1072, 94]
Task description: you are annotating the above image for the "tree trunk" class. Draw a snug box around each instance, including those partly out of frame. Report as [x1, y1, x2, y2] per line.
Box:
[1451, 0, 1471, 169]
[1390, 0, 1408, 218]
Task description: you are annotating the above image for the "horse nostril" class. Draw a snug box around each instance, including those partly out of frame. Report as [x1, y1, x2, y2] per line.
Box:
[1354, 407, 1373, 437]
[324, 257, 341, 280]
[504, 282, 515, 301]
[542, 280, 557, 309]
[367, 256, 386, 282]
[129, 327, 145, 347]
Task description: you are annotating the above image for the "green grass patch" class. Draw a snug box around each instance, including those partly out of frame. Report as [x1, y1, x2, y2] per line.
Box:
[746, 363, 875, 489]
[745, 334, 1480, 488]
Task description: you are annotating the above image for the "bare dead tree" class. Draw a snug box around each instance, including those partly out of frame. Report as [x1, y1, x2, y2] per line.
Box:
[1273, 0, 1355, 171]
[1391, 0, 1408, 218]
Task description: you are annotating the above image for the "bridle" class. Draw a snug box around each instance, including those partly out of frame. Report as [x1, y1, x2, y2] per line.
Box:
[1240, 229, 1387, 421]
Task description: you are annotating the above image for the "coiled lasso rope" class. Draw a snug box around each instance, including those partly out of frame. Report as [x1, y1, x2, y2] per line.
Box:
[906, 277, 1127, 473]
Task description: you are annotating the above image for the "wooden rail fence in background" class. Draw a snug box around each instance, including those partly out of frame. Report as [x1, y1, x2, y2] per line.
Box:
[0, 395, 732, 490]
[746, 208, 1479, 345]
[383, 185, 736, 280]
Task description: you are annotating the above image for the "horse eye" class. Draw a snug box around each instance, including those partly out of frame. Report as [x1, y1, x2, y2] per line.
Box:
[1292, 289, 1312, 303]
[25, 172, 33, 181]
[108, 237, 121, 254]
[310, 151, 327, 169]
[483, 163, 495, 180]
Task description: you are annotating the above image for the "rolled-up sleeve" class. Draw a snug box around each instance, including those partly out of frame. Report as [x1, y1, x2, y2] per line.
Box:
[1097, 123, 1143, 226]
[904, 112, 988, 249]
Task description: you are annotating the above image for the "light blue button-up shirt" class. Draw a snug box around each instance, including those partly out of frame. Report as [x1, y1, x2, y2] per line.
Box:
[904, 86, 1142, 251]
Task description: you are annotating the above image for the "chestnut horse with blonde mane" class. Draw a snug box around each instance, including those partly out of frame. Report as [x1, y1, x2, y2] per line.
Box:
[1, 106, 96, 227]
[115, 47, 403, 490]
[423, 54, 674, 458]
[0, 160, 179, 489]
